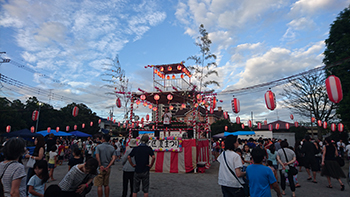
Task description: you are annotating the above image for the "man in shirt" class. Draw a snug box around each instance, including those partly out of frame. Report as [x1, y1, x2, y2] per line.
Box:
[95, 134, 116, 197]
[246, 147, 282, 197]
[301, 135, 318, 183]
[128, 134, 155, 197]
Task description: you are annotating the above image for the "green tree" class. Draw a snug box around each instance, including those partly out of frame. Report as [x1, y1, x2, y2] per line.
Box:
[280, 71, 337, 139]
[187, 24, 219, 91]
[323, 6, 350, 130]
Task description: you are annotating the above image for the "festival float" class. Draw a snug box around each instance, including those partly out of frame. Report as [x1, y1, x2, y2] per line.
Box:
[117, 62, 213, 173]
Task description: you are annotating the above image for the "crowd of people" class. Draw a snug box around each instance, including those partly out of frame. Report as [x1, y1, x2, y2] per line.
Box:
[215, 136, 349, 197]
[0, 133, 155, 197]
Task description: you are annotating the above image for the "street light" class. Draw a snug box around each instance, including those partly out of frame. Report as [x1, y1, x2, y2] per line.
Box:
[35, 102, 42, 133]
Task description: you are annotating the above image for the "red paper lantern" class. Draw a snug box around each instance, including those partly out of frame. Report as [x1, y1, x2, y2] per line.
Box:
[177, 65, 182, 70]
[236, 117, 240, 124]
[167, 94, 173, 100]
[136, 100, 141, 105]
[56, 127, 59, 132]
[152, 125, 155, 130]
[154, 94, 160, 101]
[167, 66, 172, 71]
[294, 121, 299, 127]
[338, 123, 344, 132]
[169, 105, 174, 110]
[286, 123, 290, 130]
[132, 123, 134, 128]
[113, 119, 116, 124]
[264, 90, 276, 110]
[231, 98, 240, 113]
[241, 124, 245, 129]
[148, 104, 153, 109]
[181, 103, 186, 109]
[317, 120, 322, 127]
[331, 123, 336, 132]
[196, 94, 202, 100]
[74, 125, 77, 130]
[140, 94, 146, 100]
[311, 117, 315, 123]
[212, 97, 217, 109]
[275, 123, 280, 130]
[153, 107, 157, 111]
[146, 114, 149, 121]
[181, 74, 184, 79]
[172, 75, 175, 79]
[47, 127, 51, 133]
[30, 126, 35, 133]
[223, 111, 228, 119]
[6, 125, 11, 133]
[325, 75, 343, 103]
[323, 121, 327, 129]
[90, 121, 93, 126]
[160, 67, 164, 72]
[107, 117, 110, 121]
[116, 98, 121, 108]
[194, 103, 198, 108]
[248, 120, 252, 128]
[123, 124, 126, 128]
[82, 123, 85, 128]
[257, 122, 262, 129]
[143, 102, 148, 107]
[66, 126, 70, 131]
[264, 120, 267, 125]
[225, 126, 228, 131]
[32, 110, 39, 121]
[118, 122, 121, 127]
[268, 124, 273, 131]
[290, 114, 294, 120]
[98, 119, 101, 124]
[72, 106, 79, 117]
[210, 107, 214, 114]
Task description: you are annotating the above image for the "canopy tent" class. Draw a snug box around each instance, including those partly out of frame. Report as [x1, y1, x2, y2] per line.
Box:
[2, 129, 42, 138]
[212, 131, 256, 139]
[37, 130, 72, 137]
[139, 131, 154, 135]
[69, 131, 92, 137]
[100, 128, 109, 134]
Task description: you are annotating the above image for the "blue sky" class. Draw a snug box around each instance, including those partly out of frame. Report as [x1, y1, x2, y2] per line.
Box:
[1, 0, 349, 124]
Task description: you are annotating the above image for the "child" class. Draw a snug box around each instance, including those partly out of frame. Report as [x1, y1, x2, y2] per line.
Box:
[68, 147, 84, 171]
[28, 160, 49, 197]
[48, 145, 58, 182]
[242, 144, 252, 171]
[57, 143, 65, 165]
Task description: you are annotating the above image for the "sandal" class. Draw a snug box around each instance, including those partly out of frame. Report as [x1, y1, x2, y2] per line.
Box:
[341, 184, 345, 191]
[326, 185, 333, 188]
[307, 177, 312, 181]
[312, 180, 318, 183]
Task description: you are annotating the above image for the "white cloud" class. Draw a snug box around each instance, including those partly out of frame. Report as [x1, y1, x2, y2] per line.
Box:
[290, 0, 350, 15]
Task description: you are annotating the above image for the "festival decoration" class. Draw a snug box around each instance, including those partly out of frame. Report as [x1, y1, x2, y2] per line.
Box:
[169, 105, 174, 110]
[196, 94, 202, 100]
[181, 103, 186, 109]
[264, 90, 276, 110]
[275, 123, 280, 130]
[167, 94, 173, 100]
[285, 123, 290, 130]
[338, 123, 344, 132]
[72, 106, 79, 117]
[146, 114, 150, 121]
[264, 120, 267, 125]
[323, 121, 327, 129]
[149, 104, 152, 109]
[118, 122, 121, 127]
[140, 94, 146, 100]
[167, 66, 172, 71]
[177, 65, 182, 70]
[153, 107, 157, 111]
[181, 74, 184, 79]
[82, 123, 85, 128]
[172, 75, 175, 79]
[47, 127, 51, 133]
[98, 119, 101, 124]
[325, 75, 343, 103]
[210, 107, 214, 114]
[241, 124, 244, 129]
[154, 94, 160, 101]
[90, 121, 93, 127]
[331, 123, 336, 132]
[236, 117, 240, 124]
[231, 98, 240, 113]
[107, 117, 110, 121]
[31, 126, 35, 133]
[223, 111, 228, 119]
[294, 121, 299, 127]
[317, 120, 322, 127]
[212, 97, 217, 109]
[225, 126, 228, 131]
[248, 120, 252, 128]
[116, 98, 121, 108]
[56, 127, 59, 132]
[194, 103, 198, 108]
[6, 125, 11, 133]
[290, 114, 294, 120]
[136, 100, 141, 105]
[257, 122, 262, 129]
[311, 117, 315, 123]
[268, 124, 273, 131]
[74, 125, 77, 130]
[160, 67, 164, 72]
[32, 110, 39, 121]
[66, 126, 69, 131]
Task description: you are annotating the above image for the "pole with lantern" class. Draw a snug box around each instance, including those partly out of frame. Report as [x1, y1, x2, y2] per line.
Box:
[34, 102, 42, 133]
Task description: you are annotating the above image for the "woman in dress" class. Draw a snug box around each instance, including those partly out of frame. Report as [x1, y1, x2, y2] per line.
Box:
[25, 135, 45, 184]
[321, 137, 345, 191]
[0, 138, 27, 197]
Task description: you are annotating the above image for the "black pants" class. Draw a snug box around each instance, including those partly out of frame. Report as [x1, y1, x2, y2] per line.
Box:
[122, 171, 134, 197]
[279, 170, 295, 192]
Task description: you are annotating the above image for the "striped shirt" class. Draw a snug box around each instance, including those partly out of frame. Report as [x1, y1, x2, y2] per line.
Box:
[0, 161, 26, 197]
[58, 165, 95, 191]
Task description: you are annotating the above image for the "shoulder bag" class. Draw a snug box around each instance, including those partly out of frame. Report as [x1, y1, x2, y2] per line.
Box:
[0, 161, 16, 197]
[281, 148, 298, 175]
[26, 157, 36, 168]
[223, 151, 249, 197]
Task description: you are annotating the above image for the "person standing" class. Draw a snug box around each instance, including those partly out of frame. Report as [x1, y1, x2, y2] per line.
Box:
[276, 141, 296, 197]
[162, 108, 172, 136]
[94, 134, 117, 197]
[217, 135, 246, 197]
[246, 147, 282, 197]
[321, 137, 345, 191]
[301, 135, 319, 183]
[128, 135, 155, 197]
[121, 139, 137, 197]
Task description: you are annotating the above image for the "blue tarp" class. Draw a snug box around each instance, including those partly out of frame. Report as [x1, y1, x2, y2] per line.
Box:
[139, 131, 154, 134]
[2, 129, 42, 138]
[37, 130, 72, 137]
[224, 131, 256, 136]
[101, 128, 109, 134]
[69, 131, 92, 137]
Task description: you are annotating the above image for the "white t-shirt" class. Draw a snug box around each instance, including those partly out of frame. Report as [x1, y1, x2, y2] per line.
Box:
[163, 112, 172, 125]
[49, 151, 58, 164]
[337, 142, 345, 150]
[218, 150, 244, 188]
[345, 144, 350, 157]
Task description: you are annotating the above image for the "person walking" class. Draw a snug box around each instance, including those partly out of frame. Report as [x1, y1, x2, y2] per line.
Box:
[301, 135, 319, 183]
[276, 141, 296, 197]
[246, 147, 282, 197]
[217, 135, 246, 197]
[94, 134, 116, 197]
[121, 139, 137, 197]
[128, 134, 155, 197]
[321, 137, 346, 191]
